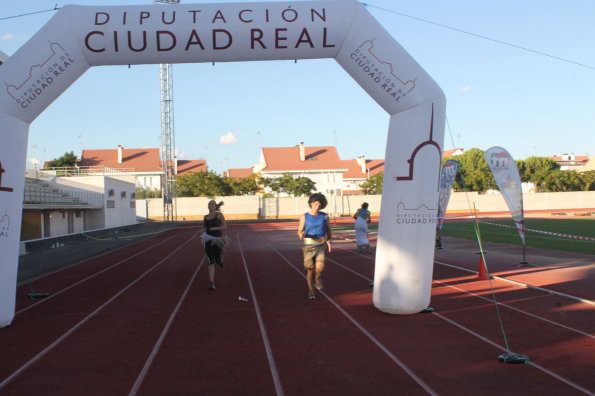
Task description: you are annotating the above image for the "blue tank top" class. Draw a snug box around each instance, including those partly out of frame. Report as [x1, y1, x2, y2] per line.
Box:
[358, 209, 369, 219]
[304, 212, 328, 239]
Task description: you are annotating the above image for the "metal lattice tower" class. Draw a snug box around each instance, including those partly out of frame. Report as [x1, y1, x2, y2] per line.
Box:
[155, 0, 179, 221]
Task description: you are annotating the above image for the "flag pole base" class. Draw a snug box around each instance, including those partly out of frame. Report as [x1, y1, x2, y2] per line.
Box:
[515, 261, 538, 268]
[28, 292, 50, 300]
[420, 307, 434, 313]
[498, 353, 530, 364]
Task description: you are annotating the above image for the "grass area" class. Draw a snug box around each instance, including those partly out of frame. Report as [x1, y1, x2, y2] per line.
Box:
[442, 218, 595, 255]
[333, 218, 595, 255]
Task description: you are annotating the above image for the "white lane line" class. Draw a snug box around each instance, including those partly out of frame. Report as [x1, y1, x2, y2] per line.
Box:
[434, 260, 595, 307]
[327, 251, 593, 338]
[332, 247, 595, 394]
[330, 249, 594, 395]
[0, 235, 197, 391]
[491, 276, 595, 307]
[261, 235, 438, 396]
[129, 255, 206, 396]
[237, 234, 285, 396]
[434, 312, 595, 396]
[267, 228, 594, 395]
[432, 279, 595, 339]
[326, 257, 372, 282]
[19, 229, 186, 285]
[17, 234, 180, 315]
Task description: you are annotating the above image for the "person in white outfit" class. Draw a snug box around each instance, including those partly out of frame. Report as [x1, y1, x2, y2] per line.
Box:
[353, 202, 371, 252]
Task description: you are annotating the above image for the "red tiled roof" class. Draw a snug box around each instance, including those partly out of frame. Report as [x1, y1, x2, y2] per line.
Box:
[367, 160, 384, 176]
[78, 148, 161, 172]
[550, 155, 589, 163]
[342, 190, 366, 195]
[177, 159, 207, 175]
[342, 159, 384, 179]
[261, 145, 347, 171]
[443, 148, 464, 158]
[224, 168, 254, 178]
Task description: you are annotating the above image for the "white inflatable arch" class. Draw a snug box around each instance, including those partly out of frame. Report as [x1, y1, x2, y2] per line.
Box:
[0, 0, 445, 327]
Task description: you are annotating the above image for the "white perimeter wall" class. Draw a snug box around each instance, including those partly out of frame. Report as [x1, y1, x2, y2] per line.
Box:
[138, 191, 595, 220]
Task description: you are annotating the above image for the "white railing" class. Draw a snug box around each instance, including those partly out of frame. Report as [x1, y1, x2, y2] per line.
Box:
[39, 166, 135, 177]
[23, 183, 104, 208]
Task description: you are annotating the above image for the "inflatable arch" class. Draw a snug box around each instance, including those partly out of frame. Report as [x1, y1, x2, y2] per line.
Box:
[0, 0, 445, 327]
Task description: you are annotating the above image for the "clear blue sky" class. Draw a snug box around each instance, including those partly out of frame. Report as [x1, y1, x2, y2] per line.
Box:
[2, 0, 594, 173]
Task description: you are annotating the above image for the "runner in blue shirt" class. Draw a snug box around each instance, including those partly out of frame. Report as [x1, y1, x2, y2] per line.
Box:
[297, 193, 332, 300]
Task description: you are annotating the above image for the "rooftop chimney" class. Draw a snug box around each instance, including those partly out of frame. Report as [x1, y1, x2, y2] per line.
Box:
[299, 142, 305, 161]
[117, 145, 123, 164]
[357, 155, 366, 174]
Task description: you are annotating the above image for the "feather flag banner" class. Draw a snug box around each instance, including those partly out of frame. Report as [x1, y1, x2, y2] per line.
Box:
[437, 160, 459, 230]
[484, 146, 525, 244]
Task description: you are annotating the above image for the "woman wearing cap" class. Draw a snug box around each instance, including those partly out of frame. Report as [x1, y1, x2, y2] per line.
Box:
[297, 193, 332, 300]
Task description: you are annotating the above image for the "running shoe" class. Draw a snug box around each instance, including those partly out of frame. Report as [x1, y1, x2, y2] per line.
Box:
[208, 282, 215, 291]
[308, 289, 316, 300]
[315, 277, 323, 290]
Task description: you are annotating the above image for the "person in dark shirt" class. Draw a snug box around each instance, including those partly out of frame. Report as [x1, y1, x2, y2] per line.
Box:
[201, 200, 229, 290]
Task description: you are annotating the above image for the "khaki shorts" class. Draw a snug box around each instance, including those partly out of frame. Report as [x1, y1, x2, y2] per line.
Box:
[303, 244, 326, 270]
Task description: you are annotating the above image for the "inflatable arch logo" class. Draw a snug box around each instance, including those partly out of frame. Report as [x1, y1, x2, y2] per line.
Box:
[0, 0, 445, 327]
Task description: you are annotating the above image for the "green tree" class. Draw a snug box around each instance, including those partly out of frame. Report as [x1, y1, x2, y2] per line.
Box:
[46, 151, 78, 168]
[176, 171, 231, 197]
[201, 171, 231, 197]
[539, 170, 584, 192]
[176, 172, 201, 197]
[522, 156, 560, 186]
[268, 173, 294, 195]
[579, 170, 595, 191]
[515, 159, 528, 182]
[360, 172, 383, 194]
[266, 173, 316, 196]
[225, 174, 260, 196]
[289, 177, 316, 196]
[449, 148, 495, 192]
[135, 187, 161, 199]
[135, 188, 147, 199]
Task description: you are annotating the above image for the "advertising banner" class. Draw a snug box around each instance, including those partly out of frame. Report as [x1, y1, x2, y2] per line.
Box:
[0, 9, 90, 124]
[75, 2, 354, 65]
[0, 0, 445, 325]
[0, 114, 29, 327]
[373, 99, 445, 314]
[484, 146, 525, 244]
[436, 160, 458, 230]
[335, 4, 444, 115]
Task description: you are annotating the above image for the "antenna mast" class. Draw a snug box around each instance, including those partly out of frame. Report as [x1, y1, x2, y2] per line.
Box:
[155, 0, 179, 221]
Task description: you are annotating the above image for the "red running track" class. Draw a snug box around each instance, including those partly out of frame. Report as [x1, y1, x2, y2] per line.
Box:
[1, 222, 594, 395]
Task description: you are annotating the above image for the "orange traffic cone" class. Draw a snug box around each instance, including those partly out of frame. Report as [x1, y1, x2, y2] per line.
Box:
[476, 252, 490, 280]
